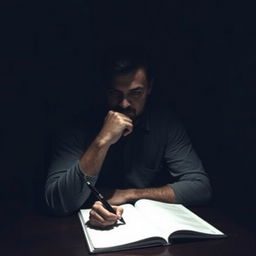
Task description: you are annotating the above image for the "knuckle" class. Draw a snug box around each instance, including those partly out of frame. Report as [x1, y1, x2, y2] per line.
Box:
[106, 221, 116, 226]
[90, 219, 103, 227]
[93, 201, 102, 208]
[95, 200, 102, 206]
[105, 213, 116, 220]
[89, 210, 96, 218]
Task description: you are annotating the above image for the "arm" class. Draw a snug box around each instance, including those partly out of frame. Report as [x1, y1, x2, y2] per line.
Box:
[45, 111, 133, 215]
[102, 186, 176, 205]
[79, 111, 133, 176]
[163, 118, 212, 205]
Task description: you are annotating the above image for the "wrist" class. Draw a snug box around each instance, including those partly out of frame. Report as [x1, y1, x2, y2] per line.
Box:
[94, 134, 112, 148]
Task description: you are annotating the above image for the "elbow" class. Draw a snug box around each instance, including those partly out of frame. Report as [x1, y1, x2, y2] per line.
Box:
[44, 182, 75, 216]
[195, 177, 213, 205]
[45, 196, 76, 217]
[44, 178, 91, 216]
[171, 175, 213, 206]
[200, 181, 212, 204]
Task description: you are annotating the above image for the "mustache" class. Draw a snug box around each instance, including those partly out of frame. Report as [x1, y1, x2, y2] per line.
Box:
[111, 106, 136, 116]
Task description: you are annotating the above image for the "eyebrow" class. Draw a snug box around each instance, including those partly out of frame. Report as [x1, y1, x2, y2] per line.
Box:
[129, 86, 144, 91]
[108, 86, 144, 93]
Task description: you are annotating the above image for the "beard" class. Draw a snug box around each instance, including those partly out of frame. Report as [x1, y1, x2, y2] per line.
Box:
[111, 106, 137, 119]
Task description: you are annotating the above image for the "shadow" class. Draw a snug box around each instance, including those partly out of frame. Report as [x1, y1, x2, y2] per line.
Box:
[85, 220, 125, 230]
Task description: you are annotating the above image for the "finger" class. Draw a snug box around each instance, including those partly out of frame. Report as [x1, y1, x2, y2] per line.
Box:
[123, 122, 133, 136]
[93, 201, 119, 221]
[105, 110, 115, 121]
[113, 206, 124, 219]
[90, 201, 119, 227]
[120, 114, 133, 123]
[112, 111, 133, 123]
[89, 209, 105, 224]
[89, 210, 117, 227]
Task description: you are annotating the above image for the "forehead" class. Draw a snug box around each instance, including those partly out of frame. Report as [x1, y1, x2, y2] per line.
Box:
[112, 68, 148, 90]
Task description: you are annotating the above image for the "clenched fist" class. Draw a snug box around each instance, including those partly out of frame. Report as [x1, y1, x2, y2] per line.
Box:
[97, 111, 133, 145]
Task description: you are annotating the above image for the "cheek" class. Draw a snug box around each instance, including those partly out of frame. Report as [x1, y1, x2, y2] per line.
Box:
[135, 96, 147, 112]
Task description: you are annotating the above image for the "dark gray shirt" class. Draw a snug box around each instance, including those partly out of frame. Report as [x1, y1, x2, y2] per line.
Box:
[45, 103, 212, 215]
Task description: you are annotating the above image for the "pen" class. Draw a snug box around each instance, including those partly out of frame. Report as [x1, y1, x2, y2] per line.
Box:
[86, 181, 126, 224]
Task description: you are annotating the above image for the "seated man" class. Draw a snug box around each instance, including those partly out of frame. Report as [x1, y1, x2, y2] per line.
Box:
[45, 46, 212, 227]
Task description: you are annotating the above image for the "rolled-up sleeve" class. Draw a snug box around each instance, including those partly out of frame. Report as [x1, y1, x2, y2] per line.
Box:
[165, 119, 212, 205]
[45, 128, 97, 215]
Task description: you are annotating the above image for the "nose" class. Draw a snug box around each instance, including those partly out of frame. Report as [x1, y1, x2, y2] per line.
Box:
[119, 97, 131, 108]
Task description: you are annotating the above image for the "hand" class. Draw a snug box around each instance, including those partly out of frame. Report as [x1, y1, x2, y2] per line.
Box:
[89, 201, 124, 228]
[97, 111, 133, 145]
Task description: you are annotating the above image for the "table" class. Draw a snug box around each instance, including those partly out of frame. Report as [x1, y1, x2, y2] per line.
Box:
[1, 202, 255, 256]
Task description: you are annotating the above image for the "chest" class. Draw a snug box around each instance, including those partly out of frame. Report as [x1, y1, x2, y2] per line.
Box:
[97, 126, 169, 188]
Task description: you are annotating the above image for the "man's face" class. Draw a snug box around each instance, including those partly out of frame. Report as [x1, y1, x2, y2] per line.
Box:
[107, 68, 151, 119]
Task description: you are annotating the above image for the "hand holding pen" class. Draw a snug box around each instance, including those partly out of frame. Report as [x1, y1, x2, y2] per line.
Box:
[86, 181, 126, 227]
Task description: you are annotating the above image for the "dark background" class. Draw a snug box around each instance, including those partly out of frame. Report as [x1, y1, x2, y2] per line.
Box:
[1, 0, 255, 228]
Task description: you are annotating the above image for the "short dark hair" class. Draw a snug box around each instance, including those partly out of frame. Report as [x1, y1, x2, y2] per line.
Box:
[101, 44, 154, 88]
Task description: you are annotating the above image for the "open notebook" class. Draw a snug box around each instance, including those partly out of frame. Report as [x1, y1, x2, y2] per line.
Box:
[78, 199, 226, 253]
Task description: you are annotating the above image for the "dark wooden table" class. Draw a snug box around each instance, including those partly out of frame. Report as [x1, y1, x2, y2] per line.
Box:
[1, 201, 255, 256]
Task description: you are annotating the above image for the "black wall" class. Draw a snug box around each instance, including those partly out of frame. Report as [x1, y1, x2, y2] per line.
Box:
[1, 1, 255, 226]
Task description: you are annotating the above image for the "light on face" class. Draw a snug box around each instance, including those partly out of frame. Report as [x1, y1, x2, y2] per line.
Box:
[119, 97, 131, 108]
[107, 87, 145, 106]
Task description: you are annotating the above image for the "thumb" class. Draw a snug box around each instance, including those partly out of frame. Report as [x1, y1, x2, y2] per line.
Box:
[114, 206, 124, 218]
[123, 126, 133, 137]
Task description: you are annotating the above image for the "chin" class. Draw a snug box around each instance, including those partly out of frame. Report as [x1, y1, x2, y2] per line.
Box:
[123, 111, 137, 119]
[129, 114, 137, 120]
[116, 108, 136, 118]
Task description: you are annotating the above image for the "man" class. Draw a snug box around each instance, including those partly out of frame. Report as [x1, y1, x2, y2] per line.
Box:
[45, 46, 212, 227]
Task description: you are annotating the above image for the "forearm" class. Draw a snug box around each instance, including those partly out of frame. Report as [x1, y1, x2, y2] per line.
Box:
[80, 110, 133, 176]
[45, 136, 109, 215]
[130, 185, 176, 203]
[107, 186, 176, 205]
[46, 125, 119, 215]
[79, 135, 111, 176]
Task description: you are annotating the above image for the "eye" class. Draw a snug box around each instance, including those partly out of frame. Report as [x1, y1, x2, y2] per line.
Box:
[130, 90, 143, 97]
